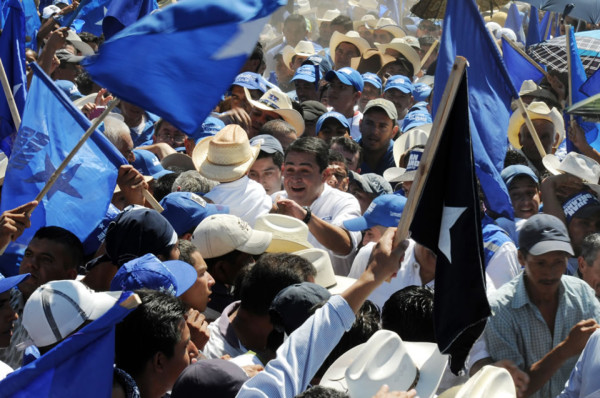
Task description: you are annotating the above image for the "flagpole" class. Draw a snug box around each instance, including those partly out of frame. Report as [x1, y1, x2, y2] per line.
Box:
[142, 189, 164, 212]
[393, 56, 468, 250]
[514, 97, 547, 158]
[0, 58, 22, 130]
[502, 35, 550, 79]
[419, 39, 439, 70]
[544, 12, 553, 39]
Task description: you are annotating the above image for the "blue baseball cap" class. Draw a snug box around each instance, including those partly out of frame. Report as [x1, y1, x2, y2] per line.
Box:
[82, 203, 121, 256]
[132, 149, 174, 180]
[362, 72, 382, 90]
[302, 54, 332, 76]
[110, 253, 197, 296]
[189, 116, 226, 142]
[291, 65, 317, 83]
[325, 67, 364, 92]
[0, 273, 30, 295]
[250, 134, 284, 155]
[401, 109, 432, 132]
[316, 111, 350, 134]
[384, 75, 414, 94]
[232, 72, 268, 93]
[413, 83, 432, 102]
[501, 165, 539, 188]
[343, 194, 407, 231]
[160, 192, 229, 236]
[55, 80, 83, 101]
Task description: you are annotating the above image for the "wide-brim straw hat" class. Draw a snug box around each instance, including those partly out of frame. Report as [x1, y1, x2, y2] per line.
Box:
[192, 125, 260, 183]
[282, 40, 317, 69]
[543, 152, 600, 196]
[507, 101, 564, 149]
[330, 31, 371, 58]
[352, 14, 378, 30]
[350, 49, 395, 74]
[254, 214, 313, 253]
[245, 87, 305, 135]
[377, 38, 421, 77]
[393, 124, 431, 166]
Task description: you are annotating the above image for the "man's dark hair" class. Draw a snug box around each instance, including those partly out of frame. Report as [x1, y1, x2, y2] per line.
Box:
[178, 239, 200, 266]
[238, 253, 305, 315]
[330, 136, 363, 166]
[285, 14, 307, 30]
[328, 149, 347, 166]
[330, 15, 353, 32]
[418, 35, 437, 47]
[152, 171, 181, 202]
[382, 286, 435, 343]
[285, 137, 329, 173]
[315, 301, 381, 379]
[74, 70, 96, 95]
[260, 119, 298, 140]
[115, 289, 187, 378]
[248, 42, 265, 73]
[257, 150, 284, 169]
[32, 226, 84, 269]
[296, 386, 350, 398]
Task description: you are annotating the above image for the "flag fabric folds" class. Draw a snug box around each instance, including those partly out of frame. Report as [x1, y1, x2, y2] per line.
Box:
[432, 0, 518, 220]
[0, 63, 127, 246]
[505, 2, 525, 44]
[502, 37, 545, 90]
[581, 68, 600, 97]
[0, 291, 136, 398]
[411, 65, 490, 374]
[0, 0, 27, 154]
[539, 11, 553, 41]
[526, 6, 541, 47]
[103, 0, 158, 40]
[84, 0, 285, 138]
[63, 0, 112, 37]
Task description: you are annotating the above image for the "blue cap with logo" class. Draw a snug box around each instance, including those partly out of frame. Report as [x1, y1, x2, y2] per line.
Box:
[501, 165, 539, 188]
[362, 72, 382, 90]
[325, 67, 364, 92]
[291, 65, 317, 83]
[82, 203, 121, 256]
[412, 83, 432, 102]
[384, 75, 414, 94]
[302, 54, 332, 76]
[189, 116, 226, 142]
[343, 194, 407, 231]
[316, 111, 350, 134]
[561, 192, 600, 225]
[232, 72, 268, 93]
[132, 149, 174, 179]
[110, 253, 197, 296]
[401, 109, 432, 132]
[160, 192, 229, 236]
[55, 80, 83, 101]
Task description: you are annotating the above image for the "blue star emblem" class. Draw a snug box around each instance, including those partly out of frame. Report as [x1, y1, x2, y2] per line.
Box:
[24, 154, 83, 199]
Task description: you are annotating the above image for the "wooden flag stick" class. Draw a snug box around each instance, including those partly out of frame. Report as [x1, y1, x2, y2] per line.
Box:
[419, 39, 439, 69]
[120, 293, 142, 309]
[0, 58, 22, 130]
[515, 96, 546, 159]
[143, 188, 164, 212]
[502, 35, 550, 79]
[544, 12, 553, 40]
[393, 57, 468, 250]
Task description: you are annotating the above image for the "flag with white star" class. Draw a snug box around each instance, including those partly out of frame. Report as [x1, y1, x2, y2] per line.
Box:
[83, 0, 285, 138]
[409, 67, 490, 374]
[0, 63, 128, 246]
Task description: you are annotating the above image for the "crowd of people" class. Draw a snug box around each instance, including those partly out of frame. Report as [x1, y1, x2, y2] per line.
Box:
[0, 0, 600, 396]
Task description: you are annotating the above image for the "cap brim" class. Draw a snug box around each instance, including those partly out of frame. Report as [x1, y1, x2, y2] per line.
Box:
[163, 260, 200, 296]
[245, 87, 305, 135]
[542, 154, 562, 176]
[266, 238, 313, 253]
[0, 274, 30, 294]
[238, 229, 273, 255]
[383, 167, 406, 182]
[87, 291, 121, 320]
[343, 216, 370, 231]
[528, 240, 574, 256]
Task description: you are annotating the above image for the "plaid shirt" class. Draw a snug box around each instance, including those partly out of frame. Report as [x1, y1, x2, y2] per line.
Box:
[484, 274, 600, 398]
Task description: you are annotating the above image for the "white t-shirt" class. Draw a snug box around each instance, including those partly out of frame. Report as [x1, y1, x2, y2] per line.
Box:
[347, 111, 362, 141]
[0, 360, 12, 380]
[485, 241, 522, 290]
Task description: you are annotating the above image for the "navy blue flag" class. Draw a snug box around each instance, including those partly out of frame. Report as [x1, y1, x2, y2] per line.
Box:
[0, 0, 27, 154]
[432, 0, 518, 220]
[103, 0, 157, 40]
[505, 2, 525, 44]
[0, 291, 137, 398]
[526, 6, 541, 47]
[84, 0, 285, 138]
[501, 37, 545, 90]
[0, 63, 127, 246]
[581, 68, 600, 97]
[411, 65, 490, 374]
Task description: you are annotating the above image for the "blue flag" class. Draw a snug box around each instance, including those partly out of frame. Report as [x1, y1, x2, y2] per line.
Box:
[0, 291, 136, 398]
[433, 0, 517, 220]
[526, 6, 541, 47]
[581, 68, 600, 97]
[22, 0, 40, 51]
[0, 0, 27, 154]
[0, 63, 127, 246]
[539, 11, 553, 40]
[84, 0, 285, 138]
[62, 0, 111, 37]
[505, 3, 526, 44]
[501, 37, 545, 90]
[103, 0, 158, 40]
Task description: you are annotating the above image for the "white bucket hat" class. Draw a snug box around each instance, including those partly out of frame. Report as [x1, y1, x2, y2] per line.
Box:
[254, 214, 313, 253]
[294, 248, 356, 295]
[438, 365, 516, 398]
[543, 152, 600, 196]
[376, 38, 421, 77]
[282, 40, 317, 69]
[393, 124, 431, 165]
[507, 101, 564, 150]
[245, 88, 305, 135]
[329, 31, 371, 58]
[320, 329, 448, 398]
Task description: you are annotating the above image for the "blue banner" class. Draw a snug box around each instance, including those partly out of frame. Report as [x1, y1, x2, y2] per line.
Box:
[501, 37, 545, 90]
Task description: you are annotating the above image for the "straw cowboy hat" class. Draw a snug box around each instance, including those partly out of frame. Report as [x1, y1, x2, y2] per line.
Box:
[320, 329, 448, 398]
[393, 124, 431, 166]
[329, 31, 371, 57]
[192, 125, 260, 183]
[282, 40, 317, 69]
[245, 88, 305, 135]
[438, 365, 516, 398]
[350, 49, 395, 74]
[294, 248, 356, 295]
[254, 214, 313, 253]
[507, 101, 564, 149]
[352, 14, 378, 30]
[348, 0, 378, 10]
[376, 38, 421, 77]
[318, 9, 341, 24]
[543, 152, 600, 195]
[373, 18, 406, 39]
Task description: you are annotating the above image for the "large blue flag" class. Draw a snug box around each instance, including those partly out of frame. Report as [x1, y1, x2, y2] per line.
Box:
[103, 0, 158, 40]
[0, 291, 136, 398]
[84, 0, 285, 138]
[581, 68, 600, 97]
[505, 2, 525, 44]
[0, 63, 127, 246]
[0, 0, 27, 154]
[433, 0, 517, 219]
[501, 37, 545, 90]
[526, 6, 541, 47]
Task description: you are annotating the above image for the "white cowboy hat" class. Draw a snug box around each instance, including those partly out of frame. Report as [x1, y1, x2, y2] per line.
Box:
[438, 365, 516, 398]
[393, 124, 431, 166]
[192, 124, 260, 183]
[254, 214, 313, 253]
[384, 147, 423, 183]
[543, 152, 600, 196]
[318, 9, 341, 23]
[352, 14, 378, 30]
[507, 101, 564, 150]
[294, 248, 356, 295]
[376, 38, 421, 77]
[320, 329, 448, 398]
[245, 88, 305, 135]
[282, 40, 317, 69]
[329, 31, 371, 58]
[374, 18, 406, 39]
[348, 0, 378, 11]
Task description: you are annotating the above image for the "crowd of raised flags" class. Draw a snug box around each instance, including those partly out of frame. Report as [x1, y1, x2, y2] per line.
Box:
[0, 0, 599, 396]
